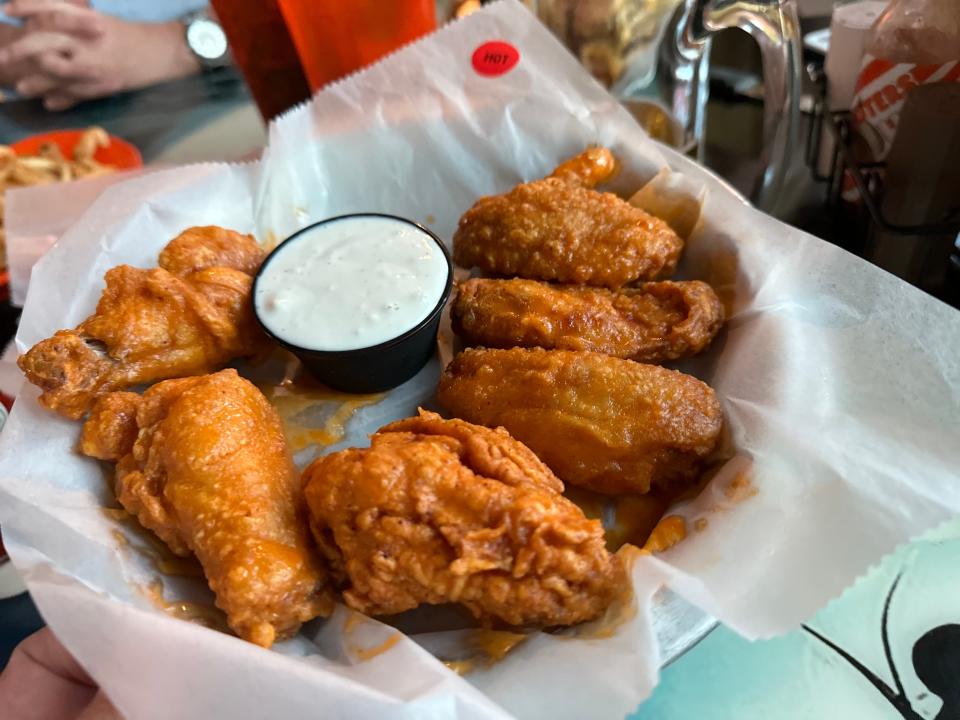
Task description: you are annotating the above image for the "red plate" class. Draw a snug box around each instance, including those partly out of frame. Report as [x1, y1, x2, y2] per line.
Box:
[10, 128, 142, 170]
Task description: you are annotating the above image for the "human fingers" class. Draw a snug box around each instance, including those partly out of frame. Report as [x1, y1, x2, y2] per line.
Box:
[14, 65, 99, 98]
[0, 627, 97, 720]
[33, 48, 93, 79]
[0, 19, 23, 46]
[5, 1, 106, 39]
[41, 92, 77, 110]
[42, 76, 122, 109]
[15, 627, 95, 683]
[77, 690, 122, 720]
[2, 0, 68, 13]
[0, 31, 77, 67]
[15, 68, 111, 101]
[15, 71, 65, 97]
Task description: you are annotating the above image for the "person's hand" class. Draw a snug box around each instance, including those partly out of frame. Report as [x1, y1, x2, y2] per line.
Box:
[0, 0, 201, 110]
[0, 627, 120, 719]
[0, 20, 26, 87]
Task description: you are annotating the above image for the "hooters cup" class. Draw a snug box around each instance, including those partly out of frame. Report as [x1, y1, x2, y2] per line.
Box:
[844, 0, 960, 201]
[851, 58, 960, 162]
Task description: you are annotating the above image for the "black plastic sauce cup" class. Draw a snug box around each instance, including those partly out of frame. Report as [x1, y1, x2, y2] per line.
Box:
[252, 213, 453, 394]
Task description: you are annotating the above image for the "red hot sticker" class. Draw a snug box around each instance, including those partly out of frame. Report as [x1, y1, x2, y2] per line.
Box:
[471, 41, 520, 77]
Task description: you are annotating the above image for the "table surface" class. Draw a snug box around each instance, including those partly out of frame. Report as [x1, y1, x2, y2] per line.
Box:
[636, 518, 960, 720]
[1, 58, 957, 719]
[0, 68, 265, 162]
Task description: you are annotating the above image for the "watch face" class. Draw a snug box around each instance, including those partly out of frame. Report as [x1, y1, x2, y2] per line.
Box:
[187, 18, 228, 61]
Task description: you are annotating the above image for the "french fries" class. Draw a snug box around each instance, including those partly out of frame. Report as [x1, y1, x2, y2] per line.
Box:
[0, 127, 117, 270]
[73, 126, 109, 162]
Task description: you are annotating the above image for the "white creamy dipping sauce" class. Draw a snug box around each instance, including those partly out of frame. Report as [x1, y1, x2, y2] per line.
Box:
[255, 216, 449, 352]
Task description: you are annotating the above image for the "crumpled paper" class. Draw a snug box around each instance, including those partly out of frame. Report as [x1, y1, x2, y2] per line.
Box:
[1, 2, 959, 719]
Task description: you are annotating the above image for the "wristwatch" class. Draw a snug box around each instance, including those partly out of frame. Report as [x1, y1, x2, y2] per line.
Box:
[183, 10, 231, 71]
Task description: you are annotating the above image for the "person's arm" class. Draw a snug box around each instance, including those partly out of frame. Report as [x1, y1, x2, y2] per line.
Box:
[0, 1, 202, 110]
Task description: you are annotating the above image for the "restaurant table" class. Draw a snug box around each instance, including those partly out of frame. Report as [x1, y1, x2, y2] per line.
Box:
[0, 67, 265, 163]
[1, 56, 957, 719]
[635, 517, 960, 720]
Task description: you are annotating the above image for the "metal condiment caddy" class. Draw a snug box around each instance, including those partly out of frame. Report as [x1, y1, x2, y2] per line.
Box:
[803, 64, 960, 306]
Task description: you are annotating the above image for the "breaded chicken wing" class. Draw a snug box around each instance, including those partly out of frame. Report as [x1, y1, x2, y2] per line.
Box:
[547, 146, 617, 188]
[303, 409, 621, 627]
[19, 227, 266, 419]
[81, 369, 333, 647]
[158, 225, 263, 276]
[80, 391, 140, 461]
[452, 148, 683, 288]
[451, 278, 725, 362]
[438, 348, 723, 495]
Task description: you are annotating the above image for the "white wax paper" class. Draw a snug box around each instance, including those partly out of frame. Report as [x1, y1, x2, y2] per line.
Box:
[1, 2, 959, 719]
[5, 168, 148, 307]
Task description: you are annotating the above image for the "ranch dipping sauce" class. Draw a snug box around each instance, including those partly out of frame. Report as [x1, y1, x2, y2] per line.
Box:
[255, 215, 450, 352]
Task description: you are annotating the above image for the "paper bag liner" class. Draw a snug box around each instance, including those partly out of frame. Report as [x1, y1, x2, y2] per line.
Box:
[1, 2, 959, 719]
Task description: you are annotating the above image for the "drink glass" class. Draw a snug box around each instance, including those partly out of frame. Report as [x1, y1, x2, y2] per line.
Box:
[533, 0, 803, 210]
[278, 0, 438, 93]
[210, 0, 312, 120]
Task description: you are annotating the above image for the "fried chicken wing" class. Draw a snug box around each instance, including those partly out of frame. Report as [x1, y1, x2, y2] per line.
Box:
[547, 146, 616, 188]
[80, 391, 140, 461]
[303, 409, 621, 627]
[451, 278, 725, 362]
[452, 148, 683, 288]
[158, 225, 264, 276]
[19, 227, 266, 419]
[81, 369, 333, 647]
[438, 348, 723, 495]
